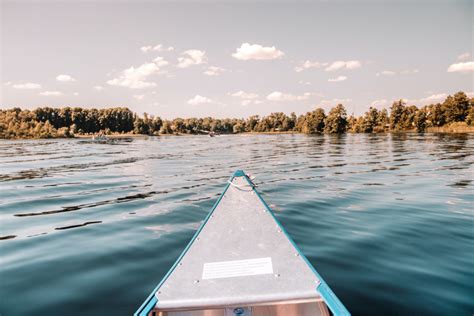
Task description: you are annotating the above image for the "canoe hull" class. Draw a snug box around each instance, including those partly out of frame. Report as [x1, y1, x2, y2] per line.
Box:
[135, 170, 350, 316]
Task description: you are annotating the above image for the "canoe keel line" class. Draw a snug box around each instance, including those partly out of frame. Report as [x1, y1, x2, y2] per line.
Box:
[135, 170, 350, 316]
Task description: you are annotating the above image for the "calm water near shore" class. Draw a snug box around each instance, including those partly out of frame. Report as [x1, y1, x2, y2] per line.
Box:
[0, 134, 473, 316]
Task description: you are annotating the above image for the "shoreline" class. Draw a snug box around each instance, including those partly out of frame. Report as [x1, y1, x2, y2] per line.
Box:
[2, 129, 473, 140]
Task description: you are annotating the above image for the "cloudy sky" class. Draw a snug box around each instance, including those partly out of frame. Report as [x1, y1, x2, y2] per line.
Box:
[1, 0, 472, 118]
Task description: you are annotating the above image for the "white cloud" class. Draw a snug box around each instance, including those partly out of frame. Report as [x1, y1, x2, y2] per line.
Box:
[457, 52, 471, 61]
[94, 85, 104, 91]
[328, 75, 347, 82]
[404, 93, 448, 106]
[141, 44, 174, 53]
[294, 60, 328, 72]
[133, 94, 145, 100]
[187, 95, 213, 105]
[203, 66, 226, 76]
[241, 99, 263, 106]
[56, 74, 76, 82]
[39, 91, 63, 96]
[230, 91, 259, 99]
[232, 43, 284, 61]
[370, 99, 389, 109]
[4, 81, 12, 86]
[153, 56, 169, 67]
[266, 91, 312, 102]
[230, 91, 260, 105]
[107, 57, 168, 89]
[447, 61, 474, 73]
[325, 60, 361, 71]
[177, 50, 207, 68]
[420, 93, 448, 103]
[73, 92, 79, 96]
[377, 69, 419, 76]
[12, 82, 41, 89]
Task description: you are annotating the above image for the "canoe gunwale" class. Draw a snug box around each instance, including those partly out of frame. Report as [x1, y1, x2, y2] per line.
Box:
[134, 175, 233, 316]
[246, 174, 350, 316]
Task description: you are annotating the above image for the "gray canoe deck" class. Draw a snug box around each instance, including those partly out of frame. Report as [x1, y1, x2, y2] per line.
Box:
[154, 173, 322, 310]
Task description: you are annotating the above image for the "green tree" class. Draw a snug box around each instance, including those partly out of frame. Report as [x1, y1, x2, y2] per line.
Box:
[299, 108, 326, 134]
[390, 100, 406, 131]
[414, 110, 427, 132]
[159, 121, 173, 134]
[245, 115, 260, 132]
[362, 107, 379, 133]
[443, 92, 470, 123]
[377, 109, 389, 132]
[466, 104, 474, 126]
[427, 103, 445, 127]
[324, 104, 347, 134]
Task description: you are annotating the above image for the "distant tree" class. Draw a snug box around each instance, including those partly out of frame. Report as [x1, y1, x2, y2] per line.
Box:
[159, 121, 173, 134]
[299, 108, 326, 134]
[0, 92, 472, 139]
[233, 122, 245, 133]
[57, 127, 72, 138]
[443, 91, 470, 123]
[414, 110, 427, 132]
[404, 105, 418, 130]
[427, 103, 446, 127]
[466, 104, 474, 126]
[150, 116, 163, 135]
[324, 104, 347, 134]
[362, 107, 379, 133]
[347, 115, 357, 132]
[390, 100, 406, 131]
[289, 112, 297, 131]
[246, 115, 260, 132]
[377, 109, 389, 132]
[133, 117, 148, 134]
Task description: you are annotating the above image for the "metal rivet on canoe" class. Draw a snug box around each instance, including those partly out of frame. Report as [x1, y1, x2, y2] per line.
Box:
[274, 273, 280, 278]
[193, 280, 200, 284]
[295, 253, 300, 257]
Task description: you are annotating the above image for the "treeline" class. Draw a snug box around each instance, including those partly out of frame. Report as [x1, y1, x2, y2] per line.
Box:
[0, 91, 472, 139]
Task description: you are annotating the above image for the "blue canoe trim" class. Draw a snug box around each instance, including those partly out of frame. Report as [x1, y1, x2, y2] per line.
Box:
[134, 171, 236, 316]
[240, 173, 350, 316]
[135, 170, 350, 316]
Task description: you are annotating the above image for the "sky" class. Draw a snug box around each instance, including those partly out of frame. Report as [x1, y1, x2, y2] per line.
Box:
[1, 0, 472, 118]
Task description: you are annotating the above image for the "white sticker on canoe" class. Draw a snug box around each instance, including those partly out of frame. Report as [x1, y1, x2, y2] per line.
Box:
[202, 257, 273, 280]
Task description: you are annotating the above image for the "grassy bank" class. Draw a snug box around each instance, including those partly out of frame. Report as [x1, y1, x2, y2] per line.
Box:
[426, 122, 474, 133]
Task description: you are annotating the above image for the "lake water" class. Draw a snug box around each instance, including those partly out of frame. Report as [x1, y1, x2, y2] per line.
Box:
[0, 134, 473, 316]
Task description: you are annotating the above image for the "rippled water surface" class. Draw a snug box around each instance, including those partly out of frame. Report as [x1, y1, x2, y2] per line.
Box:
[0, 134, 473, 316]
